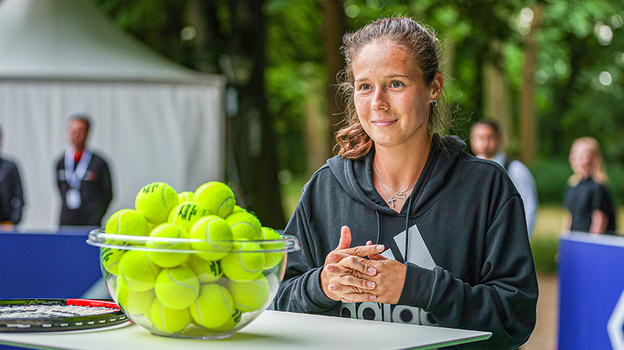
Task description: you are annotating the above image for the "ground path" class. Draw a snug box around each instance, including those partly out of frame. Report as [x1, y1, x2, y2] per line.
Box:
[523, 273, 557, 350]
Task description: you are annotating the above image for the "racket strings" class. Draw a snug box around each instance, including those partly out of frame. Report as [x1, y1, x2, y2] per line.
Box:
[0, 305, 116, 319]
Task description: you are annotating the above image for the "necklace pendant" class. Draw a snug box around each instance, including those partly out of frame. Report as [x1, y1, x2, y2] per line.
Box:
[395, 192, 406, 200]
[387, 197, 396, 207]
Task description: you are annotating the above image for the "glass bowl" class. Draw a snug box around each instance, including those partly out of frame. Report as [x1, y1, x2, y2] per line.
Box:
[86, 228, 300, 339]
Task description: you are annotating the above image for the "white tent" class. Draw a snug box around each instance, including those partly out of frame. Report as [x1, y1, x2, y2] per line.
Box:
[0, 0, 226, 231]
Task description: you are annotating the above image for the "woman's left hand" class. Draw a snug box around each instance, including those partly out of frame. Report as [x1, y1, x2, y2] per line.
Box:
[327, 232, 407, 304]
[330, 252, 406, 304]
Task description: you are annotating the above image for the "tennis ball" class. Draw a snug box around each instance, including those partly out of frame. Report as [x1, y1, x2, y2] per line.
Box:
[211, 309, 242, 331]
[265, 272, 280, 296]
[135, 182, 179, 225]
[260, 227, 285, 270]
[189, 284, 235, 329]
[151, 299, 191, 334]
[227, 275, 270, 312]
[154, 265, 200, 310]
[101, 247, 125, 275]
[118, 251, 161, 292]
[116, 276, 156, 320]
[178, 191, 194, 203]
[225, 212, 263, 240]
[105, 209, 149, 236]
[147, 223, 191, 268]
[186, 255, 223, 284]
[168, 202, 208, 233]
[231, 205, 245, 214]
[193, 182, 236, 218]
[189, 216, 233, 261]
[221, 240, 265, 282]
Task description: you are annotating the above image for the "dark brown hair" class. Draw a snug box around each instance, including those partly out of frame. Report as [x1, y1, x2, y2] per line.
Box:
[334, 16, 449, 159]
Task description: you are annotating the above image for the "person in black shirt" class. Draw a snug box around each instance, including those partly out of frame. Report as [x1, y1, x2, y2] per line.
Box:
[0, 125, 25, 227]
[563, 137, 616, 234]
[55, 115, 113, 227]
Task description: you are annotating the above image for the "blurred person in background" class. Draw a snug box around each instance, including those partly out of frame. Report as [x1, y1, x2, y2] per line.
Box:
[562, 137, 616, 235]
[470, 120, 538, 239]
[0, 124, 25, 228]
[56, 115, 113, 227]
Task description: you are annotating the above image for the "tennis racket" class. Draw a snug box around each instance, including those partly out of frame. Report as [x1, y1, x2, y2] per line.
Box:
[0, 298, 128, 332]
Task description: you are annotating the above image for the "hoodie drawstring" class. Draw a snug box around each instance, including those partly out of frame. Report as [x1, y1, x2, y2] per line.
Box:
[375, 211, 381, 244]
[404, 196, 413, 263]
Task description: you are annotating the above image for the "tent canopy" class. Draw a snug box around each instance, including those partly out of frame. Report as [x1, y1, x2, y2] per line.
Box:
[0, 0, 226, 231]
[0, 0, 218, 84]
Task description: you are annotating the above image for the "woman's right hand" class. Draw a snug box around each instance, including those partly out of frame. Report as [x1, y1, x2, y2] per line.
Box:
[320, 226, 385, 302]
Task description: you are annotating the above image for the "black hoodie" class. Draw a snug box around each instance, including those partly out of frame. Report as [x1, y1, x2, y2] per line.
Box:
[275, 135, 538, 349]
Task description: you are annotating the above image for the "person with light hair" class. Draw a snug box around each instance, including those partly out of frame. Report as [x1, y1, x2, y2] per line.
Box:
[562, 137, 616, 235]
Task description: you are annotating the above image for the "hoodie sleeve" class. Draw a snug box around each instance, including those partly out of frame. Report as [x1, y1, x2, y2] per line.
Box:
[398, 194, 538, 349]
[274, 192, 340, 314]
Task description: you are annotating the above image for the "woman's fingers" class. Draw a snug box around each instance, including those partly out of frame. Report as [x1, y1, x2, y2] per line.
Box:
[328, 255, 378, 276]
[366, 241, 387, 261]
[329, 244, 385, 261]
[337, 226, 352, 250]
[325, 264, 377, 291]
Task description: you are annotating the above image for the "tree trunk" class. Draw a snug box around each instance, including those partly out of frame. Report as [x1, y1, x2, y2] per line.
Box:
[304, 77, 330, 176]
[226, 0, 286, 229]
[484, 40, 513, 149]
[520, 5, 542, 166]
[320, 0, 347, 156]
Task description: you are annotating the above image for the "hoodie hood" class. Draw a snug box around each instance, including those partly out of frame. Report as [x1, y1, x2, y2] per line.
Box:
[327, 134, 467, 217]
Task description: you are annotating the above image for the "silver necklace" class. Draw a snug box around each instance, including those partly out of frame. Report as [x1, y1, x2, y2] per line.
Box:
[373, 165, 418, 208]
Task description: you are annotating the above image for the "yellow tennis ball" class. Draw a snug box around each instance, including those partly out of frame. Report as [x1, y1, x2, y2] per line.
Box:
[105, 209, 149, 236]
[151, 299, 192, 334]
[168, 202, 208, 233]
[118, 251, 161, 292]
[189, 216, 233, 261]
[193, 181, 236, 218]
[221, 240, 265, 282]
[116, 276, 156, 320]
[178, 191, 194, 203]
[231, 205, 245, 214]
[260, 227, 285, 270]
[189, 284, 235, 329]
[186, 255, 223, 284]
[227, 275, 270, 312]
[101, 247, 125, 275]
[147, 223, 191, 268]
[211, 309, 242, 331]
[225, 212, 263, 240]
[135, 182, 180, 225]
[154, 265, 200, 310]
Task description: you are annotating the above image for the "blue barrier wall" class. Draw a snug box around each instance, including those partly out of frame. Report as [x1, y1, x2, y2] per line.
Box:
[0, 228, 103, 299]
[558, 232, 624, 349]
[0, 228, 108, 349]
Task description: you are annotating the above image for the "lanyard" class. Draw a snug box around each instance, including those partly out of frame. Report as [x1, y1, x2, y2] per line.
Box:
[64, 148, 92, 189]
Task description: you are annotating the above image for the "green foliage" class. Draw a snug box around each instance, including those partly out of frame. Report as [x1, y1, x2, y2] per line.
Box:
[535, 0, 624, 159]
[532, 158, 571, 205]
[530, 233, 559, 274]
[532, 158, 624, 206]
[265, 0, 324, 176]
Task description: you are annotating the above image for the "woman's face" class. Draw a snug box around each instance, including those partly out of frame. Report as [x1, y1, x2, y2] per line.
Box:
[569, 141, 594, 177]
[352, 40, 442, 150]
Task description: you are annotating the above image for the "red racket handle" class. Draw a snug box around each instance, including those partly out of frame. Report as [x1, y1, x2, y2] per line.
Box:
[66, 299, 121, 309]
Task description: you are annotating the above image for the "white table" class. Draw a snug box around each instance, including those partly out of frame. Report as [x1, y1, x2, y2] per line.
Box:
[0, 310, 491, 350]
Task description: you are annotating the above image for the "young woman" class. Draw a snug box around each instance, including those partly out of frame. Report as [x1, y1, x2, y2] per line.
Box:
[275, 17, 537, 349]
[563, 137, 616, 234]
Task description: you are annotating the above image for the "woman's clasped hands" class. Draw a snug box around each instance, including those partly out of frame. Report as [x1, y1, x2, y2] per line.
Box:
[320, 226, 406, 304]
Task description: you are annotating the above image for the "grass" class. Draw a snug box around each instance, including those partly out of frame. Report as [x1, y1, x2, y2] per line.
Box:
[280, 179, 622, 274]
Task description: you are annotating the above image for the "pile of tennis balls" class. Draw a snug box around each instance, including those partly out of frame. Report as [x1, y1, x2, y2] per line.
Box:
[100, 181, 285, 336]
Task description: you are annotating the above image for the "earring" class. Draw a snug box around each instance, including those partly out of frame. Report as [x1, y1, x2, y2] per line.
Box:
[431, 100, 438, 107]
